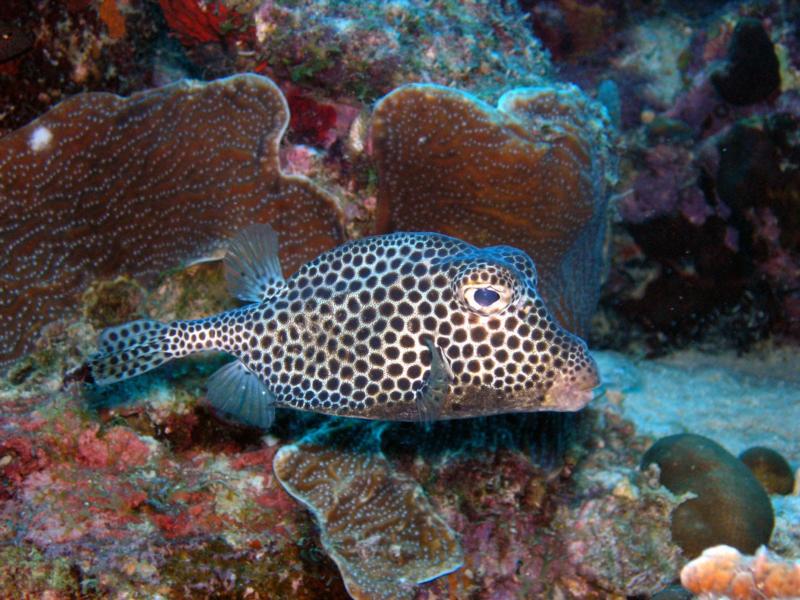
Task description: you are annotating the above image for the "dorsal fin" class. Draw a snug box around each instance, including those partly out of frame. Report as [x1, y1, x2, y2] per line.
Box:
[224, 224, 286, 303]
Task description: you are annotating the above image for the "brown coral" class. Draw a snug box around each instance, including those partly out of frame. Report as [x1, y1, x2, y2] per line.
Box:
[739, 446, 796, 496]
[371, 82, 614, 335]
[641, 433, 774, 557]
[681, 544, 800, 599]
[0, 74, 344, 370]
[273, 427, 463, 600]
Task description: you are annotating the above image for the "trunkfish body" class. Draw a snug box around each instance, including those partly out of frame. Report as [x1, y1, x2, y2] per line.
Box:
[79, 225, 599, 427]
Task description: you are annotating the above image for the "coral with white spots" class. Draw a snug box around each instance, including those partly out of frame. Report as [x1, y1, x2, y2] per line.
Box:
[0, 74, 343, 370]
[371, 82, 615, 336]
[273, 425, 462, 600]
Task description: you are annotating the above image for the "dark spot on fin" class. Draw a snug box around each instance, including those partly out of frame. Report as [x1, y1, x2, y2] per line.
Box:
[224, 224, 286, 304]
[415, 336, 453, 424]
[206, 359, 276, 429]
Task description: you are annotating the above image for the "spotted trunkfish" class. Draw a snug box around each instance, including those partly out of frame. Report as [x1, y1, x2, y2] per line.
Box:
[76, 225, 600, 427]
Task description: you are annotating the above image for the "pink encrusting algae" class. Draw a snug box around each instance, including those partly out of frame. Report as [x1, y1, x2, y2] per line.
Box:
[681, 545, 800, 600]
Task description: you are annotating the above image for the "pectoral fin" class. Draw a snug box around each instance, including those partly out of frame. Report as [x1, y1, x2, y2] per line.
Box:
[415, 337, 453, 424]
[206, 359, 276, 429]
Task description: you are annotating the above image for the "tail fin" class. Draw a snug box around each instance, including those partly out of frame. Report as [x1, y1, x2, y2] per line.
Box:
[83, 319, 174, 385]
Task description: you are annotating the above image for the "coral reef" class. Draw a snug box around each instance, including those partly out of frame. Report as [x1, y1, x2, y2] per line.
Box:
[404, 398, 685, 598]
[641, 433, 774, 557]
[1, 269, 696, 598]
[589, 6, 800, 352]
[555, 452, 685, 595]
[681, 544, 800, 600]
[159, 0, 552, 102]
[0, 73, 343, 370]
[82, 276, 145, 330]
[0, 374, 351, 597]
[2, 0, 800, 597]
[273, 424, 463, 599]
[371, 82, 615, 335]
[0, 0, 162, 134]
[739, 446, 796, 496]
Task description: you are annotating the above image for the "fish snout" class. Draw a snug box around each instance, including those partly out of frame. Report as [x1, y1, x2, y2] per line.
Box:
[543, 343, 600, 411]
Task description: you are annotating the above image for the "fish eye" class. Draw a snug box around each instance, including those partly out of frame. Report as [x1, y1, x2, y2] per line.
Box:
[463, 285, 511, 315]
[473, 288, 500, 306]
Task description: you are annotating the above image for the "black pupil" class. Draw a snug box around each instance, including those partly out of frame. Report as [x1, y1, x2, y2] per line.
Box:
[474, 288, 500, 306]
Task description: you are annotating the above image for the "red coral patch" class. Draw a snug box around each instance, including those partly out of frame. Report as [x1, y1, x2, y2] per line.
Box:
[158, 0, 251, 47]
[286, 89, 339, 147]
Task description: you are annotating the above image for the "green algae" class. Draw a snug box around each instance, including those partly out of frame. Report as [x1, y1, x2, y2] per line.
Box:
[82, 276, 145, 330]
[290, 47, 343, 85]
[158, 536, 350, 599]
[150, 261, 234, 321]
[0, 545, 80, 596]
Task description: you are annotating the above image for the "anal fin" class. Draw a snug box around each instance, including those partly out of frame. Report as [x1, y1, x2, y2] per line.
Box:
[206, 360, 276, 429]
[224, 224, 286, 304]
[415, 337, 453, 424]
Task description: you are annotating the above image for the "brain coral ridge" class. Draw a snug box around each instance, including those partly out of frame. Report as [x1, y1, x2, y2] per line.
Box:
[0, 74, 344, 370]
[371, 82, 615, 336]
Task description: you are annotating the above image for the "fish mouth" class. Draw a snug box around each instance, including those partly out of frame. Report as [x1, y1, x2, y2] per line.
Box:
[543, 384, 595, 412]
[542, 361, 600, 412]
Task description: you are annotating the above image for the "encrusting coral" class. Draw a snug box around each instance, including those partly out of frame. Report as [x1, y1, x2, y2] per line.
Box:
[156, 0, 552, 102]
[371, 82, 615, 336]
[273, 424, 463, 600]
[641, 433, 774, 557]
[0, 74, 344, 370]
[680, 544, 800, 599]
[739, 446, 796, 496]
